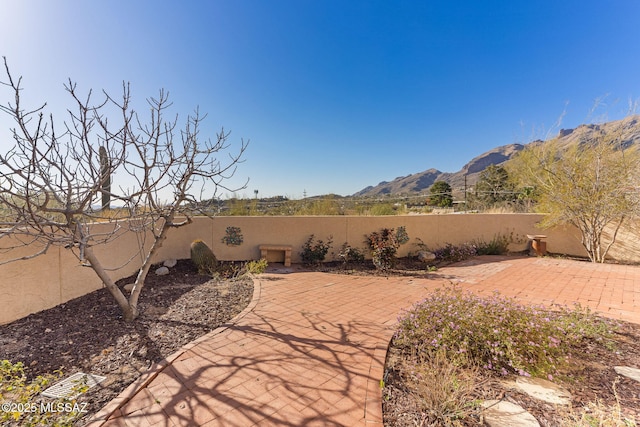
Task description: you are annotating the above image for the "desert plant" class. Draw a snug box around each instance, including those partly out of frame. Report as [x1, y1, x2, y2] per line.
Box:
[190, 240, 218, 274]
[300, 235, 333, 265]
[337, 242, 365, 265]
[244, 258, 268, 275]
[366, 227, 409, 271]
[473, 233, 511, 255]
[294, 196, 344, 215]
[553, 303, 618, 350]
[98, 146, 111, 211]
[394, 285, 615, 378]
[0, 360, 88, 426]
[368, 203, 399, 215]
[401, 349, 481, 425]
[558, 378, 636, 426]
[433, 242, 478, 263]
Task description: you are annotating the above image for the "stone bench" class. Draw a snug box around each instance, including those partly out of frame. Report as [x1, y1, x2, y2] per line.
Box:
[259, 244, 292, 267]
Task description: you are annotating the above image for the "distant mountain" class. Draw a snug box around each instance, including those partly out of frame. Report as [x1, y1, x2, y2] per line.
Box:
[353, 144, 524, 196]
[353, 115, 640, 197]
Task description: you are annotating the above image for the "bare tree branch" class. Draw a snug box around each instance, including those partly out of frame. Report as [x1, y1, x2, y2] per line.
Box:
[0, 58, 248, 320]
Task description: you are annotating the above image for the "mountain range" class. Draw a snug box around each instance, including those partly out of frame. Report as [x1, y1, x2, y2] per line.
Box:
[353, 115, 640, 197]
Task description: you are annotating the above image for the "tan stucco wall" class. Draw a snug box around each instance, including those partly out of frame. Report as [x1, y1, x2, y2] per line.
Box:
[0, 213, 618, 325]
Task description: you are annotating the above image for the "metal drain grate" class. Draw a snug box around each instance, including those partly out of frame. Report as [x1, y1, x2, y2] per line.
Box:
[41, 372, 106, 399]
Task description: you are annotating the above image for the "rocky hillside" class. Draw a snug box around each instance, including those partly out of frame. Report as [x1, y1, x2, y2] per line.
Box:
[354, 115, 640, 197]
[353, 144, 524, 196]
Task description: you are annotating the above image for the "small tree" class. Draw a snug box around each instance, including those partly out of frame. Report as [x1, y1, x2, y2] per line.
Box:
[473, 165, 516, 208]
[428, 181, 453, 207]
[0, 58, 248, 321]
[508, 123, 640, 263]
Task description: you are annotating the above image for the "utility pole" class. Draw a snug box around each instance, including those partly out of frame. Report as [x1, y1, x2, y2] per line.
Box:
[464, 174, 467, 213]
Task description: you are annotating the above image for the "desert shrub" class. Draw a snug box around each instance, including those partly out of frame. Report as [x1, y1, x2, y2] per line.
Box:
[366, 227, 409, 271]
[558, 379, 636, 426]
[369, 203, 399, 215]
[553, 303, 618, 349]
[190, 239, 218, 274]
[393, 285, 615, 378]
[401, 349, 481, 425]
[244, 258, 268, 275]
[433, 242, 478, 263]
[294, 197, 343, 215]
[0, 360, 87, 426]
[473, 233, 511, 255]
[300, 235, 333, 265]
[337, 242, 365, 265]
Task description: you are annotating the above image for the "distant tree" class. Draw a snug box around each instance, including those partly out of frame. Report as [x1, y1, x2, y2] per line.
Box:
[508, 124, 640, 263]
[428, 181, 453, 207]
[515, 186, 538, 212]
[474, 165, 515, 208]
[0, 58, 248, 321]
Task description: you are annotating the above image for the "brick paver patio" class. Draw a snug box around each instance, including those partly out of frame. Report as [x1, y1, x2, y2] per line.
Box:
[89, 255, 640, 426]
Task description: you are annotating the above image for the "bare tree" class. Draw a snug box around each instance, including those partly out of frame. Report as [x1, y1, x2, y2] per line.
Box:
[0, 57, 248, 321]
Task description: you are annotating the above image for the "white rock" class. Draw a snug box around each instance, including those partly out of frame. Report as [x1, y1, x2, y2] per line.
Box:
[124, 283, 135, 292]
[615, 366, 640, 383]
[482, 400, 540, 427]
[163, 258, 177, 268]
[155, 266, 170, 276]
[513, 377, 571, 405]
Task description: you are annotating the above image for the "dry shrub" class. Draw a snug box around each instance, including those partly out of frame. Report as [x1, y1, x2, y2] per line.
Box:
[558, 378, 637, 427]
[402, 349, 481, 426]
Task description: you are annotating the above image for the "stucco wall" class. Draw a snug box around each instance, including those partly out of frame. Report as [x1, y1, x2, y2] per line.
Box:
[0, 213, 623, 325]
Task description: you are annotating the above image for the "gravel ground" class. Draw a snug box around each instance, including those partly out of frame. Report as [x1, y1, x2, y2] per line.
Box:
[0, 259, 254, 426]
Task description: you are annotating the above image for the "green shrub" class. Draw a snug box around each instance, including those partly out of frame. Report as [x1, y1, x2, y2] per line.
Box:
[300, 235, 333, 265]
[245, 258, 268, 275]
[338, 242, 364, 264]
[554, 303, 618, 350]
[366, 227, 409, 271]
[337, 243, 365, 265]
[0, 360, 87, 426]
[190, 239, 218, 274]
[368, 203, 398, 215]
[394, 285, 615, 378]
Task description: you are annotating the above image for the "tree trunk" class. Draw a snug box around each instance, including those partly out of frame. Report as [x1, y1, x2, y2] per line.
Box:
[128, 215, 173, 315]
[83, 246, 139, 321]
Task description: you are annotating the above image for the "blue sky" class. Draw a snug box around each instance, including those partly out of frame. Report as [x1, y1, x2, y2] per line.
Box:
[1, 1, 639, 199]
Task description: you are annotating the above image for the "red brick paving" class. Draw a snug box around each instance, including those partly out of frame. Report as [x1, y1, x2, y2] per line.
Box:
[88, 256, 640, 426]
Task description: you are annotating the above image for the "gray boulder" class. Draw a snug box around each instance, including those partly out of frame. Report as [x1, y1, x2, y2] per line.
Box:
[155, 266, 170, 276]
[417, 250, 436, 262]
[163, 258, 177, 268]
